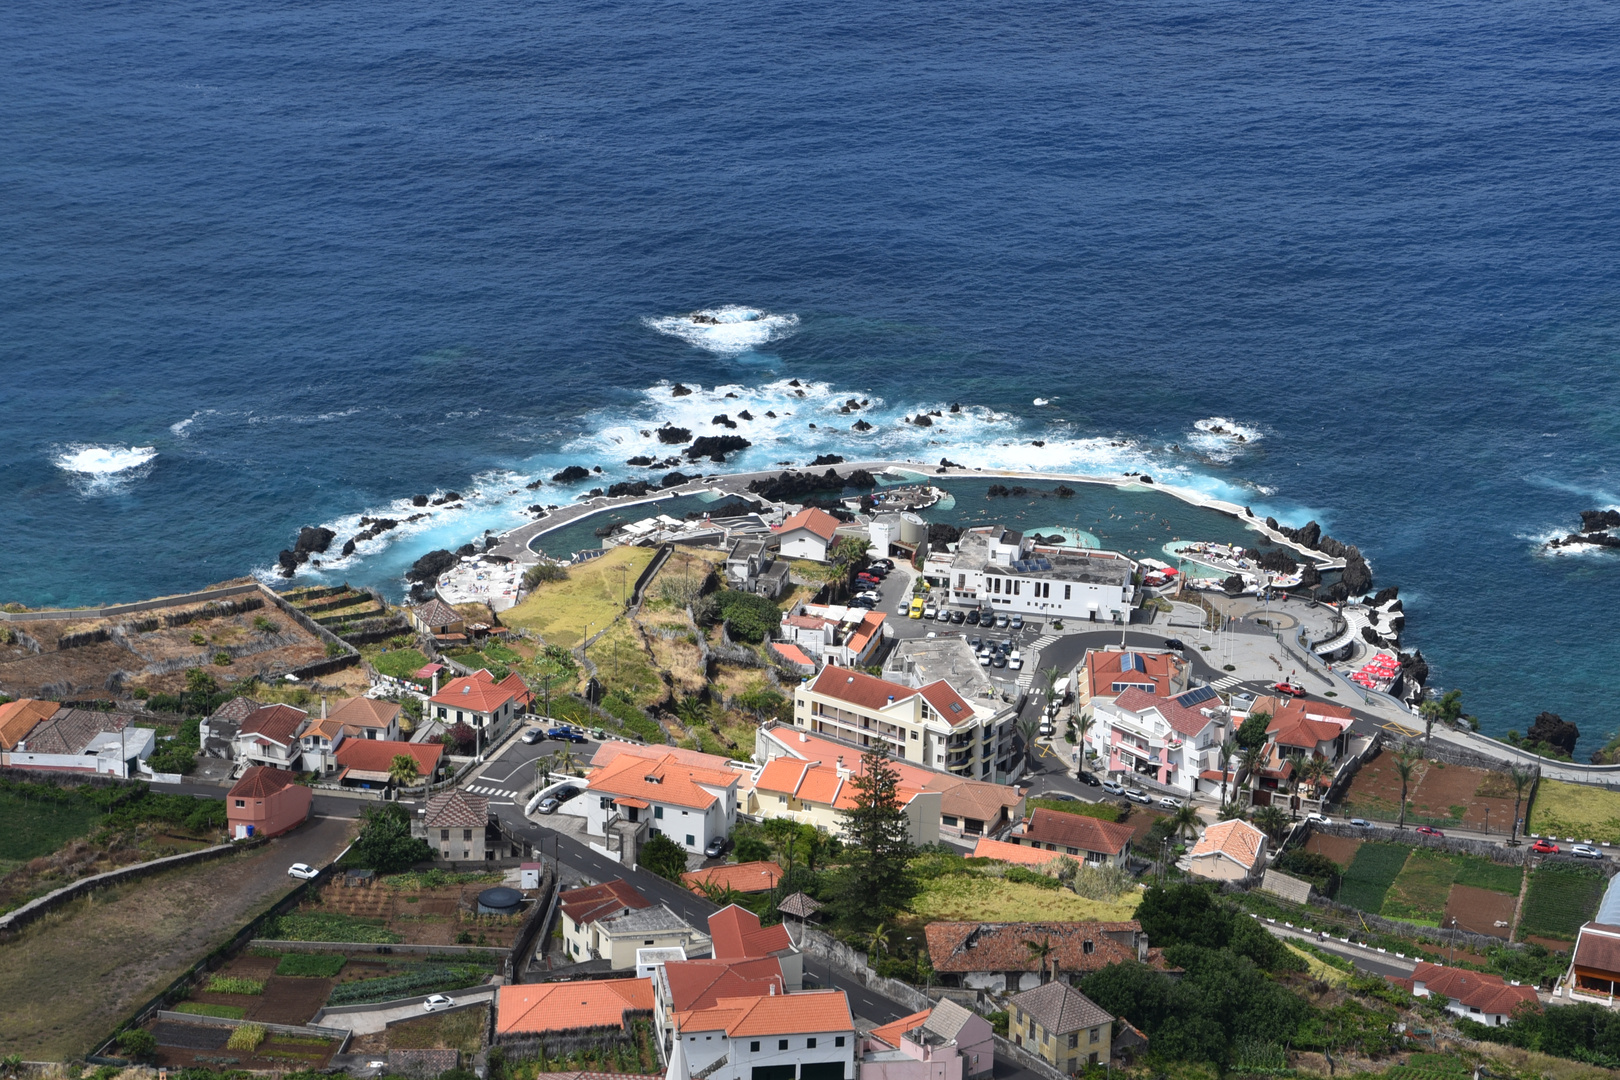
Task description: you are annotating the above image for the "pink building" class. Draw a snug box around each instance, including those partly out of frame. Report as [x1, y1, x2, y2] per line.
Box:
[859, 1000, 994, 1080]
[227, 765, 313, 839]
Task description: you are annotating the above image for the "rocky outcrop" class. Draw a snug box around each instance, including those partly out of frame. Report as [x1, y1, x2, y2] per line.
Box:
[1222, 574, 1246, 593]
[430, 491, 462, 506]
[660, 471, 694, 489]
[852, 420, 874, 432]
[1372, 586, 1400, 605]
[657, 425, 693, 445]
[909, 414, 933, 428]
[525, 478, 544, 490]
[940, 458, 963, 469]
[297, 526, 336, 555]
[809, 454, 845, 466]
[607, 480, 652, 498]
[747, 468, 875, 502]
[671, 383, 693, 397]
[1258, 548, 1298, 573]
[1340, 548, 1373, 595]
[1527, 712, 1580, 758]
[987, 484, 1010, 497]
[685, 435, 751, 462]
[1055, 485, 1075, 498]
[1298, 563, 1322, 589]
[1581, 509, 1620, 532]
[340, 538, 356, 558]
[737, 410, 754, 421]
[1317, 535, 1348, 558]
[712, 414, 738, 429]
[411, 494, 429, 507]
[1399, 651, 1429, 689]
[928, 523, 961, 548]
[406, 549, 460, 587]
[626, 455, 655, 467]
[552, 465, 592, 483]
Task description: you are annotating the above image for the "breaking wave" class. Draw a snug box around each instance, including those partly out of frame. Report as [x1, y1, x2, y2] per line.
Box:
[1187, 417, 1263, 462]
[54, 444, 159, 493]
[644, 306, 800, 355]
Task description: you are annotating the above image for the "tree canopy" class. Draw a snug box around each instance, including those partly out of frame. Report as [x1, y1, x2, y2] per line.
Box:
[350, 803, 432, 873]
[834, 748, 918, 928]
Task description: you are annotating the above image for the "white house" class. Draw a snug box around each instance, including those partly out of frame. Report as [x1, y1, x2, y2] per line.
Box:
[8, 709, 155, 777]
[427, 668, 532, 754]
[1090, 686, 1228, 795]
[671, 988, 855, 1080]
[775, 507, 843, 562]
[922, 526, 1136, 623]
[232, 704, 310, 771]
[586, 750, 741, 854]
[1398, 962, 1539, 1027]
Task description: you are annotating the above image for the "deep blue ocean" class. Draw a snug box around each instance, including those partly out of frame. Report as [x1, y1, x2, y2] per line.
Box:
[4, 1, 1619, 752]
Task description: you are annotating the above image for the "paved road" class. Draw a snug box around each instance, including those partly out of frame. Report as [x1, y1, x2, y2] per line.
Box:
[1263, 923, 1414, 979]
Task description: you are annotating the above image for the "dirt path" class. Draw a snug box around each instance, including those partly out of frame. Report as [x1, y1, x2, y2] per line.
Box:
[0, 815, 353, 1061]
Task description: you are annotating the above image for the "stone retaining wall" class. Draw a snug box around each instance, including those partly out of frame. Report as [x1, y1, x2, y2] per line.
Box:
[0, 841, 244, 936]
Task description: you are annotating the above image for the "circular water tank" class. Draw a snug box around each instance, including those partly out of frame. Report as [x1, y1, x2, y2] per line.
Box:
[899, 512, 926, 546]
[477, 886, 523, 915]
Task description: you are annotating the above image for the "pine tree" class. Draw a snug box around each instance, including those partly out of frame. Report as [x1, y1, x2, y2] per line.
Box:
[836, 747, 918, 928]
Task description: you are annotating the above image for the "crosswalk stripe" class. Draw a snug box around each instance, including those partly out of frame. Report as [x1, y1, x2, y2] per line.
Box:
[1209, 676, 1241, 690]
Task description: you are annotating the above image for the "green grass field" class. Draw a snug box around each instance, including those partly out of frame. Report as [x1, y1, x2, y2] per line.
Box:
[0, 791, 104, 862]
[175, 1002, 246, 1019]
[264, 911, 403, 944]
[1028, 798, 1124, 823]
[911, 874, 1139, 923]
[1337, 842, 1410, 913]
[275, 952, 347, 977]
[1519, 865, 1607, 941]
[369, 647, 430, 681]
[1528, 779, 1620, 844]
[503, 546, 657, 648]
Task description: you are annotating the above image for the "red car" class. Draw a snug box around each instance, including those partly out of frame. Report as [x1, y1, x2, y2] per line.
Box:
[1415, 825, 1445, 837]
[1273, 682, 1307, 698]
[1531, 839, 1560, 854]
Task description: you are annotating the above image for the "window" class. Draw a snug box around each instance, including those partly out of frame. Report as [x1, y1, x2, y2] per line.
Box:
[807, 1037, 817, 1049]
[778, 1039, 788, 1051]
[1089, 1028, 1100, 1044]
[750, 1042, 760, 1053]
[1068, 1033, 1078, 1049]
[1013, 581, 1021, 596]
[463, 829, 473, 841]
[911, 730, 918, 739]
[1064, 584, 1071, 600]
[686, 835, 695, 846]
[645, 939, 655, 945]
[1089, 1052, 1099, 1065]
[440, 829, 450, 840]
[1083, 940, 1094, 954]
[835, 1036, 845, 1047]
[234, 799, 245, 808]
[654, 806, 664, 819]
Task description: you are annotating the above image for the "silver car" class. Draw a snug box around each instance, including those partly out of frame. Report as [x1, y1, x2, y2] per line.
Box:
[1571, 843, 1606, 860]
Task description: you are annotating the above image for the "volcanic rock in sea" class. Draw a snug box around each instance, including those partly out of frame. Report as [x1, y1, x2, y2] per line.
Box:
[412, 494, 429, 507]
[738, 410, 754, 421]
[671, 383, 693, 397]
[1055, 485, 1075, 498]
[949, 403, 961, 413]
[340, 538, 356, 558]
[552, 465, 591, 483]
[748, 468, 874, 502]
[685, 435, 751, 462]
[1299, 563, 1322, 589]
[657, 425, 693, 445]
[712, 414, 737, 429]
[1527, 711, 1580, 758]
[296, 526, 336, 555]
[1138, 475, 1152, 484]
[1581, 509, 1620, 532]
[940, 458, 962, 469]
[607, 480, 652, 498]
[910, 414, 933, 428]
[456, 543, 477, 557]
[928, 523, 962, 548]
[1317, 535, 1348, 558]
[1398, 650, 1428, 688]
[406, 549, 460, 585]
[852, 420, 873, 432]
[987, 484, 1010, 497]
[1031, 440, 1045, 447]
[526, 478, 543, 490]
[1372, 585, 1400, 605]
[661, 471, 693, 489]
[1258, 548, 1297, 573]
[1341, 549, 1373, 595]
[626, 455, 654, 467]
[810, 454, 845, 466]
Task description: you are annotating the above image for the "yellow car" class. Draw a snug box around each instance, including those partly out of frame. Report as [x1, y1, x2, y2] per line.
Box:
[909, 596, 926, 619]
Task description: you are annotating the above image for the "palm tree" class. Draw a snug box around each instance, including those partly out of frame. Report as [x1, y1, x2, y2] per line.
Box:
[697, 879, 742, 907]
[1239, 744, 1267, 804]
[1024, 936, 1056, 983]
[1510, 767, 1533, 842]
[388, 753, 421, 788]
[1039, 666, 1062, 703]
[554, 745, 580, 777]
[866, 923, 891, 960]
[1420, 699, 1442, 746]
[1217, 802, 1245, 821]
[1073, 712, 1096, 776]
[1251, 804, 1289, 843]
[1216, 741, 1235, 805]
[1017, 712, 1042, 771]
[676, 694, 709, 731]
[1298, 755, 1332, 802]
[1166, 804, 1201, 840]
[1393, 746, 1421, 830]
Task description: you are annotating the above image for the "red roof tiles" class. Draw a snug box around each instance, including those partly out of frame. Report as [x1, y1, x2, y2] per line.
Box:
[239, 704, 309, 746]
[1108, 688, 1219, 738]
[429, 668, 532, 713]
[497, 979, 654, 1035]
[709, 904, 792, 960]
[776, 508, 841, 542]
[1398, 962, 1539, 1018]
[229, 765, 301, 799]
[1015, 808, 1134, 856]
[681, 862, 785, 896]
[561, 880, 651, 926]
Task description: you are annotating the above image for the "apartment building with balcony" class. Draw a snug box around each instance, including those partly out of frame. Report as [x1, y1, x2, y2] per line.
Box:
[921, 526, 1137, 623]
[1088, 686, 1228, 795]
[792, 664, 1018, 783]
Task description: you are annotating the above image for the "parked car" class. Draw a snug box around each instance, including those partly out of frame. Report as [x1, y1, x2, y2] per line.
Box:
[1306, 812, 1332, 825]
[1008, 649, 1023, 670]
[849, 598, 876, 609]
[1531, 839, 1560, 854]
[423, 994, 455, 1012]
[1572, 844, 1606, 860]
[1009, 614, 1024, 629]
[965, 609, 982, 625]
[979, 653, 992, 666]
[1038, 722, 1054, 737]
[1414, 825, 1445, 837]
[288, 862, 319, 880]
[992, 654, 1008, 668]
[1164, 638, 1187, 651]
[1126, 789, 1153, 804]
[554, 785, 580, 801]
[1158, 796, 1182, 809]
[1349, 818, 1372, 828]
[704, 837, 727, 859]
[1101, 780, 1125, 795]
[547, 726, 588, 743]
[950, 609, 966, 624]
[967, 637, 982, 649]
[1273, 682, 1307, 698]
[1078, 771, 1102, 788]
[521, 727, 545, 744]
[909, 597, 926, 619]
[995, 613, 1010, 628]
[537, 797, 560, 815]
[869, 559, 893, 570]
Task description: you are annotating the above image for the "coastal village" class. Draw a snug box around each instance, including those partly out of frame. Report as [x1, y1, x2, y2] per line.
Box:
[6, 464, 1620, 1080]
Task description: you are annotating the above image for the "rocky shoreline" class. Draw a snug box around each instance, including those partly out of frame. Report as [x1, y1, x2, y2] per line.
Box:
[1545, 508, 1620, 551]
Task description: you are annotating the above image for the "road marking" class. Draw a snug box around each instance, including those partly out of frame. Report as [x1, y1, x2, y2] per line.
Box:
[1209, 676, 1242, 690]
[1381, 721, 1422, 737]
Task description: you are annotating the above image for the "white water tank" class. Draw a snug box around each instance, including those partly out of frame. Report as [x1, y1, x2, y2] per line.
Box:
[899, 512, 926, 546]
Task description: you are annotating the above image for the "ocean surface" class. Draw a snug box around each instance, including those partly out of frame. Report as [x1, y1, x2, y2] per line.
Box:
[4, 1, 1619, 752]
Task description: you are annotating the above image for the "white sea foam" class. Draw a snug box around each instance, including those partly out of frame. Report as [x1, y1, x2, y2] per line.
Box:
[644, 306, 800, 355]
[56, 445, 158, 475]
[1187, 417, 1263, 462]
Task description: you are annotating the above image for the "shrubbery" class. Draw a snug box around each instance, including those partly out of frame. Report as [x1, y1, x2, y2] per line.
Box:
[707, 589, 780, 643]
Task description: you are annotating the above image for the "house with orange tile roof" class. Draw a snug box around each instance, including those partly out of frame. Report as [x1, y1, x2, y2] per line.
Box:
[428, 668, 531, 754]
[751, 754, 941, 846]
[495, 978, 655, 1038]
[671, 988, 855, 1080]
[1005, 808, 1134, 868]
[881, 637, 1021, 781]
[775, 507, 843, 562]
[227, 765, 313, 839]
[1569, 920, 1620, 999]
[231, 704, 310, 771]
[586, 751, 740, 855]
[681, 861, 785, 896]
[1075, 647, 1189, 720]
[328, 696, 403, 741]
[778, 603, 887, 669]
[924, 921, 1150, 993]
[755, 723, 1024, 840]
[709, 905, 803, 990]
[789, 664, 1017, 781]
[1186, 818, 1268, 882]
[862, 998, 994, 1080]
[651, 955, 784, 1040]
[1251, 695, 1353, 770]
[0, 698, 60, 751]
[9, 708, 154, 776]
[1391, 961, 1539, 1027]
[333, 738, 443, 790]
[1090, 685, 1229, 796]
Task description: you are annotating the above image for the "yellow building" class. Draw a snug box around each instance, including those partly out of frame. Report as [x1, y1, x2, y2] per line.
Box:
[1008, 982, 1113, 1073]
